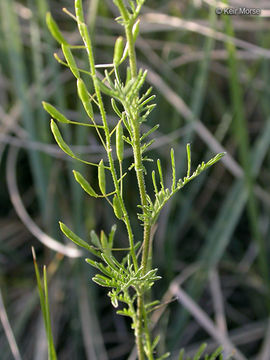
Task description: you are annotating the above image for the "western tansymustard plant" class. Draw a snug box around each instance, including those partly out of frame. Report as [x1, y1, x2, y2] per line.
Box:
[42, 1, 225, 358]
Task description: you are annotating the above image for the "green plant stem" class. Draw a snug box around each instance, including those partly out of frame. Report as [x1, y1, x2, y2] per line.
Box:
[118, 0, 152, 276]
[136, 296, 145, 360]
[76, 2, 138, 271]
[116, 2, 154, 359]
[143, 301, 154, 360]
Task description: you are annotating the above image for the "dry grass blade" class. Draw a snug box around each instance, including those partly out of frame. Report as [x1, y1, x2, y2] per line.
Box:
[79, 281, 108, 360]
[142, 13, 270, 59]
[170, 283, 247, 360]
[257, 317, 270, 360]
[209, 270, 228, 337]
[146, 67, 242, 177]
[146, 67, 270, 208]
[0, 288, 22, 360]
[6, 146, 82, 258]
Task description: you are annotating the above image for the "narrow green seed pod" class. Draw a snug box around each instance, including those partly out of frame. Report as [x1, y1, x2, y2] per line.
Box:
[98, 159, 106, 195]
[42, 102, 69, 123]
[113, 36, 124, 66]
[59, 222, 91, 251]
[75, 0, 89, 44]
[46, 12, 67, 45]
[73, 170, 98, 198]
[132, 19, 140, 41]
[62, 45, 80, 78]
[50, 120, 75, 158]
[75, 0, 84, 23]
[116, 123, 124, 162]
[77, 79, 94, 119]
[113, 195, 123, 219]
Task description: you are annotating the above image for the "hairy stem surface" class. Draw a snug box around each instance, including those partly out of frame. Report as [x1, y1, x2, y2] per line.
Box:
[116, 1, 153, 358]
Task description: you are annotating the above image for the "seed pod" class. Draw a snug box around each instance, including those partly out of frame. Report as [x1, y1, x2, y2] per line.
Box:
[50, 120, 75, 158]
[46, 12, 67, 45]
[113, 37, 124, 66]
[98, 159, 106, 195]
[62, 45, 80, 78]
[42, 102, 69, 123]
[132, 19, 140, 41]
[74, 0, 86, 40]
[116, 123, 124, 162]
[75, 0, 84, 23]
[113, 195, 123, 219]
[73, 170, 98, 198]
[77, 79, 94, 119]
[59, 222, 91, 251]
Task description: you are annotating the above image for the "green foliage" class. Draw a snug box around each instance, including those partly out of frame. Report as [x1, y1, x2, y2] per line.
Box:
[138, 146, 225, 226]
[46, 12, 67, 45]
[178, 344, 233, 360]
[41, 0, 225, 358]
[32, 248, 57, 360]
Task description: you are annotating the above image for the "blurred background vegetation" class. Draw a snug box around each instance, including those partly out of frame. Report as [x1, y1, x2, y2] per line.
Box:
[1, 0, 270, 359]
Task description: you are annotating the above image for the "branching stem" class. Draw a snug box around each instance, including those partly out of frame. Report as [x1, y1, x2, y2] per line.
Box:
[76, 1, 138, 271]
[116, 1, 153, 359]
[44, 3, 225, 360]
